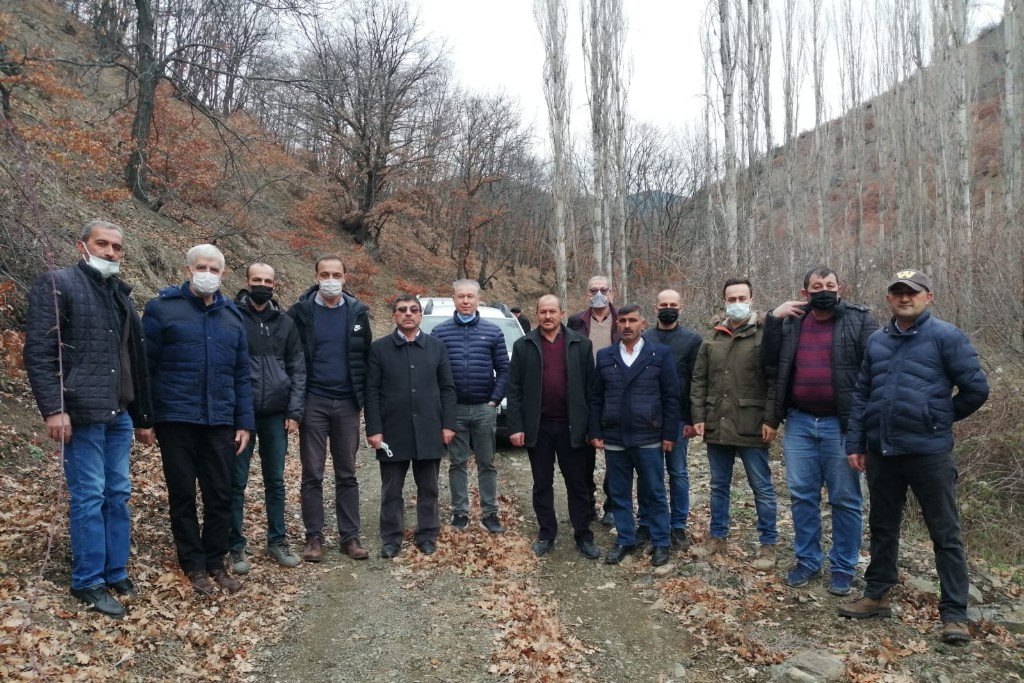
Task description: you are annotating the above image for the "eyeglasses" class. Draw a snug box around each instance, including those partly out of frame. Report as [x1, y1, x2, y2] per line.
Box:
[378, 441, 395, 458]
[589, 288, 610, 294]
[395, 306, 421, 314]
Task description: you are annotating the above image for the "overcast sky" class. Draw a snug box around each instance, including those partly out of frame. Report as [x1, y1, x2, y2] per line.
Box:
[416, 0, 1007, 149]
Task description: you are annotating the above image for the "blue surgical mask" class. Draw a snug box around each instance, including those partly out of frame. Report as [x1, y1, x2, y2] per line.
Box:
[456, 312, 476, 324]
[725, 302, 751, 322]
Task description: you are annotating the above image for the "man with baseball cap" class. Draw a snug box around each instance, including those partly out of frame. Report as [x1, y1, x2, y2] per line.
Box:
[839, 269, 989, 644]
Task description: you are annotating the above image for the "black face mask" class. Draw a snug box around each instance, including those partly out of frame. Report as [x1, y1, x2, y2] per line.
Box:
[808, 290, 839, 312]
[656, 308, 680, 325]
[249, 285, 274, 306]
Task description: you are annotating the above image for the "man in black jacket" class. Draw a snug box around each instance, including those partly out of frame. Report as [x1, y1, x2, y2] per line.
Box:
[761, 267, 878, 596]
[24, 220, 155, 618]
[365, 295, 457, 558]
[288, 254, 372, 562]
[507, 295, 599, 560]
[229, 263, 306, 574]
[638, 289, 703, 549]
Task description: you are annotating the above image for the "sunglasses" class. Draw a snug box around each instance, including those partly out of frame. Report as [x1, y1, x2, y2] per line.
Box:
[395, 306, 421, 314]
[589, 288, 610, 294]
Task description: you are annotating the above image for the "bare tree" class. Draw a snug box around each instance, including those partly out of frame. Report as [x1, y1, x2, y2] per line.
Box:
[535, 0, 572, 303]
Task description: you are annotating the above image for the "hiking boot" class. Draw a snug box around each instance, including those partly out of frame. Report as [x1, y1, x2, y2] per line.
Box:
[267, 542, 300, 568]
[531, 539, 555, 557]
[670, 528, 690, 550]
[838, 591, 892, 619]
[697, 536, 728, 558]
[941, 621, 971, 644]
[70, 586, 125, 618]
[108, 577, 136, 597]
[229, 548, 250, 575]
[187, 570, 216, 597]
[752, 544, 777, 570]
[599, 510, 615, 527]
[451, 514, 470, 531]
[480, 514, 506, 534]
[302, 537, 324, 563]
[828, 571, 854, 596]
[785, 564, 822, 588]
[341, 538, 369, 560]
[210, 569, 243, 594]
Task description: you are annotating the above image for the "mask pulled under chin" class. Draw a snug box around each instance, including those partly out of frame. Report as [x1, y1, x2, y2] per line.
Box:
[83, 247, 121, 279]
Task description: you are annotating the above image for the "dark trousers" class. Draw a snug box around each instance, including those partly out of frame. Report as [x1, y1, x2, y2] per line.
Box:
[584, 446, 614, 514]
[230, 412, 289, 550]
[156, 423, 236, 573]
[379, 459, 441, 545]
[864, 451, 969, 622]
[299, 393, 361, 543]
[528, 420, 595, 543]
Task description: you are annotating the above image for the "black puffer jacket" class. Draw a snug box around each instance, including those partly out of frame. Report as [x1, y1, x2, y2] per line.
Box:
[235, 290, 306, 420]
[643, 325, 702, 426]
[24, 261, 154, 427]
[288, 285, 371, 408]
[761, 301, 879, 431]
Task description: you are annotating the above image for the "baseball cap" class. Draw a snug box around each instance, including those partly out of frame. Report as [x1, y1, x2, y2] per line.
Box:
[887, 269, 931, 293]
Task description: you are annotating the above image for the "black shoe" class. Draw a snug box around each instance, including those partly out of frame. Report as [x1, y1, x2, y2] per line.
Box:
[600, 511, 615, 527]
[416, 540, 437, 556]
[531, 539, 555, 557]
[381, 542, 401, 558]
[108, 578, 136, 597]
[575, 539, 600, 560]
[451, 514, 470, 531]
[651, 546, 671, 567]
[605, 544, 636, 564]
[480, 514, 506, 534]
[670, 528, 690, 549]
[71, 586, 125, 618]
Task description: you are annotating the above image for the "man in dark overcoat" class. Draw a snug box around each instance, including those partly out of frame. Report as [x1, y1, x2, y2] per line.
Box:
[365, 295, 457, 558]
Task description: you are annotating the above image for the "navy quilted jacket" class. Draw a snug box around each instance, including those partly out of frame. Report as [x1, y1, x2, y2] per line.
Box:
[846, 310, 988, 457]
[430, 312, 509, 404]
[24, 261, 154, 427]
[143, 283, 255, 429]
[588, 341, 681, 447]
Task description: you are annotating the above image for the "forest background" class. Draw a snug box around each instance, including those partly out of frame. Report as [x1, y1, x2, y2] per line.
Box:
[0, 0, 1022, 654]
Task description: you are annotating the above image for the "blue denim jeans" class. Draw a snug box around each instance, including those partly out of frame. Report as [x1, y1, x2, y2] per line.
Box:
[638, 423, 689, 530]
[783, 409, 862, 575]
[63, 411, 134, 590]
[449, 403, 498, 517]
[706, 443, 778, 544]
[606, 445, 670, 547]
[230, 412, 288, 550]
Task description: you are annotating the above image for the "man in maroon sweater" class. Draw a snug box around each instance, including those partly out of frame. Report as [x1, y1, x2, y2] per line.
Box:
[506, 295, 599, 559]
[762, 267, 878, 596]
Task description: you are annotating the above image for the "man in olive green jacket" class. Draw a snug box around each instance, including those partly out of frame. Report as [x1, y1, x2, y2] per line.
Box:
[691, 277, 780, 569]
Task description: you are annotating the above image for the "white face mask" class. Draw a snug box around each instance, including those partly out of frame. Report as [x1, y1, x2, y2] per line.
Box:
[725, 302, 751, 322]
[319, 279, 344, 298]
[83, 245, 121, 279]
[191, 271, 221, 296]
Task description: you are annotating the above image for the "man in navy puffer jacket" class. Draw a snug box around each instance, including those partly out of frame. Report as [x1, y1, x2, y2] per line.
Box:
[839, 269, 989, 645]
[431, 280, 509, 534]
[144, 244, 255, 597]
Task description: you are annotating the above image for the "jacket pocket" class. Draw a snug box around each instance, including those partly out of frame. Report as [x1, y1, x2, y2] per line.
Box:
[737, 398, 765, 436]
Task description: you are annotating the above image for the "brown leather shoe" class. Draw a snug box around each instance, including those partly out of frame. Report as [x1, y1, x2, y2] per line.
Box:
[210, 569, 242, 594]
[302, 537, 323, 563]
[341, 538, 369, 560]
[838, 591, 892, 619]
[187, 570, 216, 596]
[941, 621, 971, 644]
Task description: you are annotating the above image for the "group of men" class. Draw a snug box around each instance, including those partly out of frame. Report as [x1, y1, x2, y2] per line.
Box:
[26, 221, 989, 643]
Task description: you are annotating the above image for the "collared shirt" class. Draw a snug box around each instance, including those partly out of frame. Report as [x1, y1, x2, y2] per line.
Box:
[315, 291, 345, 309]
[393, 328, 421, 343]
[619, 337, 645, 367]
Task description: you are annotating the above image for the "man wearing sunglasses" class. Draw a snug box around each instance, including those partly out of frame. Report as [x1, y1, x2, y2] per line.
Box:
[366, 296, 457, 558]
[568, 276, 620, 527]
